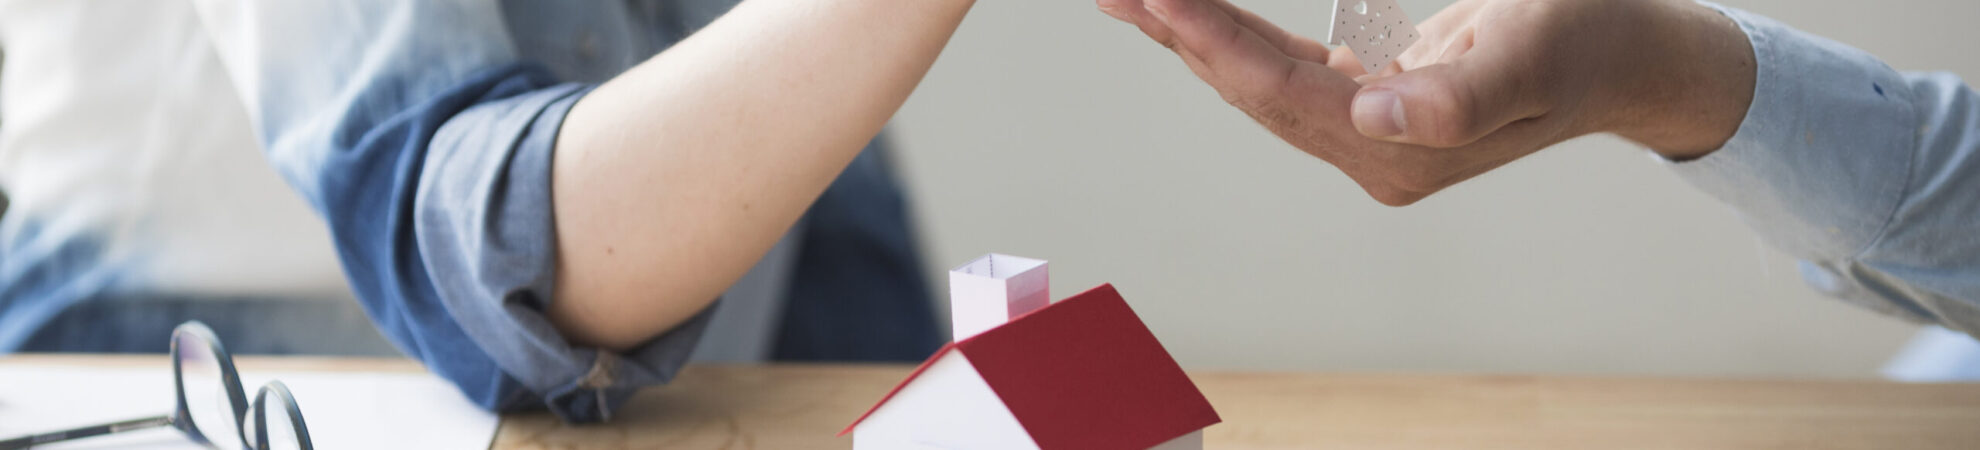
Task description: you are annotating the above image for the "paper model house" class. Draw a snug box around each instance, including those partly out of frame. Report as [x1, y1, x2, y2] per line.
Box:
[1328, 0, 1420, 74]
[842, 254, 1221, 450]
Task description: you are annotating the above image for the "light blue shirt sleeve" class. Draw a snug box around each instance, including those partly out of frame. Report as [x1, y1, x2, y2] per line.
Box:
[187, 1, 712, 422]
[1673, 3, 1980, 334]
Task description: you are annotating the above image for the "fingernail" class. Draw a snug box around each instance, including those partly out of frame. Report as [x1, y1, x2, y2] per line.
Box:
[1353, 90, 1406, 138]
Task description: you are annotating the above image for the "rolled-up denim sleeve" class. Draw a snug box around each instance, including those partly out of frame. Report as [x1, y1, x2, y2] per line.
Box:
[414, 68, 717, 423]
[187, 1, 709, 422]
[1671, 3, 1980, 334]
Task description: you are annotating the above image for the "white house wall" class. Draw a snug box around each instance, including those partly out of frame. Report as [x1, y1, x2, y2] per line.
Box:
[1147, 430, 1203, 450]
[854, 352, 1039, 450]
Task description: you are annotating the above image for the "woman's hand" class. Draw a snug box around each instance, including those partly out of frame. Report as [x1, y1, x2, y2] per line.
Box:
[548, 0, 976, 351]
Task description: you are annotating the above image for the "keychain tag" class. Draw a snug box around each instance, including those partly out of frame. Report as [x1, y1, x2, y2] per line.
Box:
[1327, 0, 1420, 74]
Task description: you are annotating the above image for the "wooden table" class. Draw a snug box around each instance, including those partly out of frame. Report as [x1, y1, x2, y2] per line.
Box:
[9, 356, 1980, 449]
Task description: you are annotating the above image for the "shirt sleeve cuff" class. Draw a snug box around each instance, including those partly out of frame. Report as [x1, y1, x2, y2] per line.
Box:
[414, 75, 714, 423]
[1665, 2, 1918, 262]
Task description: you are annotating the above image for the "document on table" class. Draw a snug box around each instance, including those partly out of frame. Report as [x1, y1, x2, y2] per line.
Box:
[0, 364, 498, 449]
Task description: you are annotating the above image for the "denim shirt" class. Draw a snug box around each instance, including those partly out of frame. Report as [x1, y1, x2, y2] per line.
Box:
[166, 0, 938, 422]
[1675, 4, 1980, 335]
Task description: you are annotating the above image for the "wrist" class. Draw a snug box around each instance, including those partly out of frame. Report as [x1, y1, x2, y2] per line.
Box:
[1611, 0, 1756, 160]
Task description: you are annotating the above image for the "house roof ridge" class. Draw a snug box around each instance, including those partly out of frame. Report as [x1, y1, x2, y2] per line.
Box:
[838, 283, 1120, 436]
[839, 282, 1221, 450]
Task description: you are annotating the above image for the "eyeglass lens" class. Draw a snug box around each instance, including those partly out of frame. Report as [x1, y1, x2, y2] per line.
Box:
[245, 385, 305, 450]
[174, 331, 240, 448]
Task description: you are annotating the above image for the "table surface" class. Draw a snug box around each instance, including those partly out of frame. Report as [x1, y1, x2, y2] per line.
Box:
[7, 355, 1980, 449]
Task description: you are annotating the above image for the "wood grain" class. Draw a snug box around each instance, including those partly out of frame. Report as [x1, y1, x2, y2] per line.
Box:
[9, 356, 1980, 448]
[498, 366, 1980, 449]
[497, 364, 905, 449]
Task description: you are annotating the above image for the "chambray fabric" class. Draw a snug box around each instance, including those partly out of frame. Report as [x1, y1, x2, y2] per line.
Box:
[3, 0, 938, 424]
[199, 0, 938, 422]
[1675, 4, 1980, 336]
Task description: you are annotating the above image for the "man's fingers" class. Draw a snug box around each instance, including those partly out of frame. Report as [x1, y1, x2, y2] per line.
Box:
[1143, 0, 1298, 108]
[1412, 0, 1485, 47]
[1097, 0, 1136, 22]
[1098, 0, 1179, 45]
[1098, 0, 1267, 113]
[1348, 38, 1550, 148]
[1328, 46, 1369, 77]
[1104, 0, 1334, 65]
[1207, 0, 1333, 63]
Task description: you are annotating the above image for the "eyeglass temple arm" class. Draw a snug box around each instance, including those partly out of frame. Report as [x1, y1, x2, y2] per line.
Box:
[0, 414, 173, 450]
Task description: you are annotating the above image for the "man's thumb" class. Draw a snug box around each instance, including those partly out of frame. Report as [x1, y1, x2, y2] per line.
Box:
[1349, 59, 1545, 148]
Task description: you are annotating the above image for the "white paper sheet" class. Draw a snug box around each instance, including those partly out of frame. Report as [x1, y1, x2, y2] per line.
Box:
[0, 364, 498, 449]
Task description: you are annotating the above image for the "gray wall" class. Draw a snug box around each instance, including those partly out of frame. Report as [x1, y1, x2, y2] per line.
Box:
[888, 0, 1980, 377]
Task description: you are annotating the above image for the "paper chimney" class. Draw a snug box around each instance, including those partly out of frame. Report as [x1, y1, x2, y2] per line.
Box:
[948, 253, 1050, 341]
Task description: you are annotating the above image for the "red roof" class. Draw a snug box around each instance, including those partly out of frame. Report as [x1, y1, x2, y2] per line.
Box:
[841, 284, 1221, 449]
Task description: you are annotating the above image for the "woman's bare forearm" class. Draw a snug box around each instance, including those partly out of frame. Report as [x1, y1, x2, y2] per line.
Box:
[547, 0, 974, 350]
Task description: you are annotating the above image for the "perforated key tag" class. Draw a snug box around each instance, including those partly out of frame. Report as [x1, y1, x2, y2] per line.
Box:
[1328, 0, 1420, 74]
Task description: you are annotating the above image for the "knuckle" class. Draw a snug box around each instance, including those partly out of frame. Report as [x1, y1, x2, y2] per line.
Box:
[1226, 92, 1281, 120]
[1221, 67, 1297, 116]
[1243, 103, 1305, 138]
[1223, 81, 1297, 130]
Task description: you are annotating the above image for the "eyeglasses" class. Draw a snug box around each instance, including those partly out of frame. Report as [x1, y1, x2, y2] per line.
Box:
[0, 321, 314, 450]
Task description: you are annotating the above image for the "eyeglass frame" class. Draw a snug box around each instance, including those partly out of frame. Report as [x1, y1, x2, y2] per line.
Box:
[0, 321, 314, 450]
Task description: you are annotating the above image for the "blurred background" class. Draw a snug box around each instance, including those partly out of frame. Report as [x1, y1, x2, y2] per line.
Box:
[887, 0, 1980, 377]
[5, 0, 1970, 378]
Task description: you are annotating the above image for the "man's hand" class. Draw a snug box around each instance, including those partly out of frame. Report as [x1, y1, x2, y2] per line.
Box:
[1096, 0, 1755, 206]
